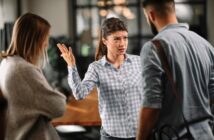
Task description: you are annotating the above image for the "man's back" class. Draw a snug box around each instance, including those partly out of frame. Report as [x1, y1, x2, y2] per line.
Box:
[141, 23, 214, 139]
[137, 0, 214, 140]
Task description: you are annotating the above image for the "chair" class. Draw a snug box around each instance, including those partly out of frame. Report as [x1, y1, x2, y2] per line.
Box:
[0, 89, 7, 140]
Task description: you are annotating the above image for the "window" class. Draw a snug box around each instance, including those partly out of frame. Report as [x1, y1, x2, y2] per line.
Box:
[69, 0, 207, 77]
[175, 0, 207, 38]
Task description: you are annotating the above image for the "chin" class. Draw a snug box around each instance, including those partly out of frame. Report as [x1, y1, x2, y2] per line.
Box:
[117, 52, 126, 55]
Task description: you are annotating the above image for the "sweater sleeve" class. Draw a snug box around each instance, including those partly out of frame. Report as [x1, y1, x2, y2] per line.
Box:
[17, 65, 66, 119]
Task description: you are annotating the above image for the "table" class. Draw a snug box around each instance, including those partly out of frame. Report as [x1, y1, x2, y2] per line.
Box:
[52, 89, 101, 126]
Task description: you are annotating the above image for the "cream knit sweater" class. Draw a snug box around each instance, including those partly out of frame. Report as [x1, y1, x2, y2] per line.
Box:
[0, 56, 66, 140]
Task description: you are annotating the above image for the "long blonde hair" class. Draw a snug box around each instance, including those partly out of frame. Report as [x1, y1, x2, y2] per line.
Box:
[1, 13, 51, 65]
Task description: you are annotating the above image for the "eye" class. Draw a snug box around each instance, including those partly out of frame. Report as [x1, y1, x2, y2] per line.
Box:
[114, 37, 120, 41]
[123, 37, 128, 40]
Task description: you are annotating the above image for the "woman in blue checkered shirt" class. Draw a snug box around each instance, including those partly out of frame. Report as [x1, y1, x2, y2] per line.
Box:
[57, 17, 143, 140]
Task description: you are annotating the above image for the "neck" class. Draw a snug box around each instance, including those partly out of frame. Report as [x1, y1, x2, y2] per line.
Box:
[107, 54, 125, 68]
[157, 14, 178, 31]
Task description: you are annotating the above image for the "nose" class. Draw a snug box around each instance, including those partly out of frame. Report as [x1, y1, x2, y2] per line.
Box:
[119, 38, 126, 47]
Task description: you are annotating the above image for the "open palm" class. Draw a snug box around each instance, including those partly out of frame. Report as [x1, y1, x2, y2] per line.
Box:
[57, 43, 76, 67]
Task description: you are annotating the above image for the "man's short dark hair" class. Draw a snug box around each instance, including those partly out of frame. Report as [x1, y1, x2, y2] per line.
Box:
[142, 0, 175, 8]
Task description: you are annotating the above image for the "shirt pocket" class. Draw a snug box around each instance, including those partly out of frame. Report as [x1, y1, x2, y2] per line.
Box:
[127, 71, 142, 87]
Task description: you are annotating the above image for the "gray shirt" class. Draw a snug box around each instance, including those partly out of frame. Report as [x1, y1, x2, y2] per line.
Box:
[141, 23, 214, 139]
[0, 56, 66, 140]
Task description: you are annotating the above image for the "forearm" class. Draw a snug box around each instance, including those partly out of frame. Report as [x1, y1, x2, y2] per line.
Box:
[136, 107, 160, 140]
[68, 66, 95, 100]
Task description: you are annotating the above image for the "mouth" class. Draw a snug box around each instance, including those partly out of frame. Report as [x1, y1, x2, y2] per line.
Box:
[118, 48, 125, 52]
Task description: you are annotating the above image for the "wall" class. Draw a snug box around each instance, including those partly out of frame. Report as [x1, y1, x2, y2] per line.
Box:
[1, 0, 214, 44]
[0, 0, 17, 26]
[207, 0, 214, 45]
[21, 0, 69, 37]
[0, 1, 3, 29]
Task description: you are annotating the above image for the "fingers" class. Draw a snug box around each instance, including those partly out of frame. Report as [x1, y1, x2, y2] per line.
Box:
[57, 44, 75, 66]
[61, 44, 69, 53]
[69, 47, 75, 61]
[57, 43, 69, 53]
[69, 47, 72, 54]
[57, 43, 64, 53]
[57, 44, 74, 58]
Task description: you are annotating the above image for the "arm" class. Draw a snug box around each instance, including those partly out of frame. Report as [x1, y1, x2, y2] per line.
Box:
[137, 41, 165, 139]
[136, 108, 160, 140]
[57, 43, 98, 100]
[20, 66, 66, 119]
[68, 64, 98, 100]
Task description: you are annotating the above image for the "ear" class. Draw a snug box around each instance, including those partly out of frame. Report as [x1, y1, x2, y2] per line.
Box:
[102, 38, 107, 46]
[148, 10, 156, 22]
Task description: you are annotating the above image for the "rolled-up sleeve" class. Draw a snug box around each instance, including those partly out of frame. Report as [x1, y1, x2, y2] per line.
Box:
[140, 42, 165, 109]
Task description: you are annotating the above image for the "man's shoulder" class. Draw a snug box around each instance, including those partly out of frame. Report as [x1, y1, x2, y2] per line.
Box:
[142, 41, 157, 52]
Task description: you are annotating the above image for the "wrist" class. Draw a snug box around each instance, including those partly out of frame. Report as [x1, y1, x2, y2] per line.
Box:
[68, 63, 75, 67]
[67, 61, 75, 67]
[68, 64, 76, 69]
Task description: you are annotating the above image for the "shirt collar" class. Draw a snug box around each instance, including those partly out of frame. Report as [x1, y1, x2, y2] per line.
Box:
[100, 54, 132, 66]
[159, 23, 189, 33]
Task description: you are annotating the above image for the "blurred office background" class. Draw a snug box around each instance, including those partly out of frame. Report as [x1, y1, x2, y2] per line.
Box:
[0, 0, 214, 140]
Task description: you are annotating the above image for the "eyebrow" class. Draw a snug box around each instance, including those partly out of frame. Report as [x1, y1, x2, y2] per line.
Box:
[111, 35, 128, 38]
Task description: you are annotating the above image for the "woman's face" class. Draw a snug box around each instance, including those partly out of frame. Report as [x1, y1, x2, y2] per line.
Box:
[42, 34, 49, 49]
[103, 31, 128, 57]
[36, 32, 50, 68]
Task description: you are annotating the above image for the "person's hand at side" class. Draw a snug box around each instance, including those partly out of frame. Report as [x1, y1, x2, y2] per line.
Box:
[57, 43, 76, 67]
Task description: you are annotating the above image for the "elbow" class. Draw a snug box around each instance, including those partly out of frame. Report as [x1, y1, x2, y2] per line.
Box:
[54, 102, 66, 118]
[57, 108, 66, 117]
[72, 90, 85, 100]
[52, 99, 66, 118]
[73, 93, 84, 100]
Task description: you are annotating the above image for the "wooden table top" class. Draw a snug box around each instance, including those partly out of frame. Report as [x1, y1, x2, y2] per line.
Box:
[52, 89, 101, 126]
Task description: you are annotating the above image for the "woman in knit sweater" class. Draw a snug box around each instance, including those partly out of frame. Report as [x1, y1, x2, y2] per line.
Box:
[0, 13, 66, 140]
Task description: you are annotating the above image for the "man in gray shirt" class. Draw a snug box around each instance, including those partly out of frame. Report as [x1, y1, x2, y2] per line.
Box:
[137, 0, 214, 140]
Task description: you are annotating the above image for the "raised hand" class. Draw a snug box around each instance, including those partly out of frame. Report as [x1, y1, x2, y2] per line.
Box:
[57, 43, 76, 67]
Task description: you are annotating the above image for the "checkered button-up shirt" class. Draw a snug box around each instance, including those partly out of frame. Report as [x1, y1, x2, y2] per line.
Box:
[68, 54, 143, 138]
